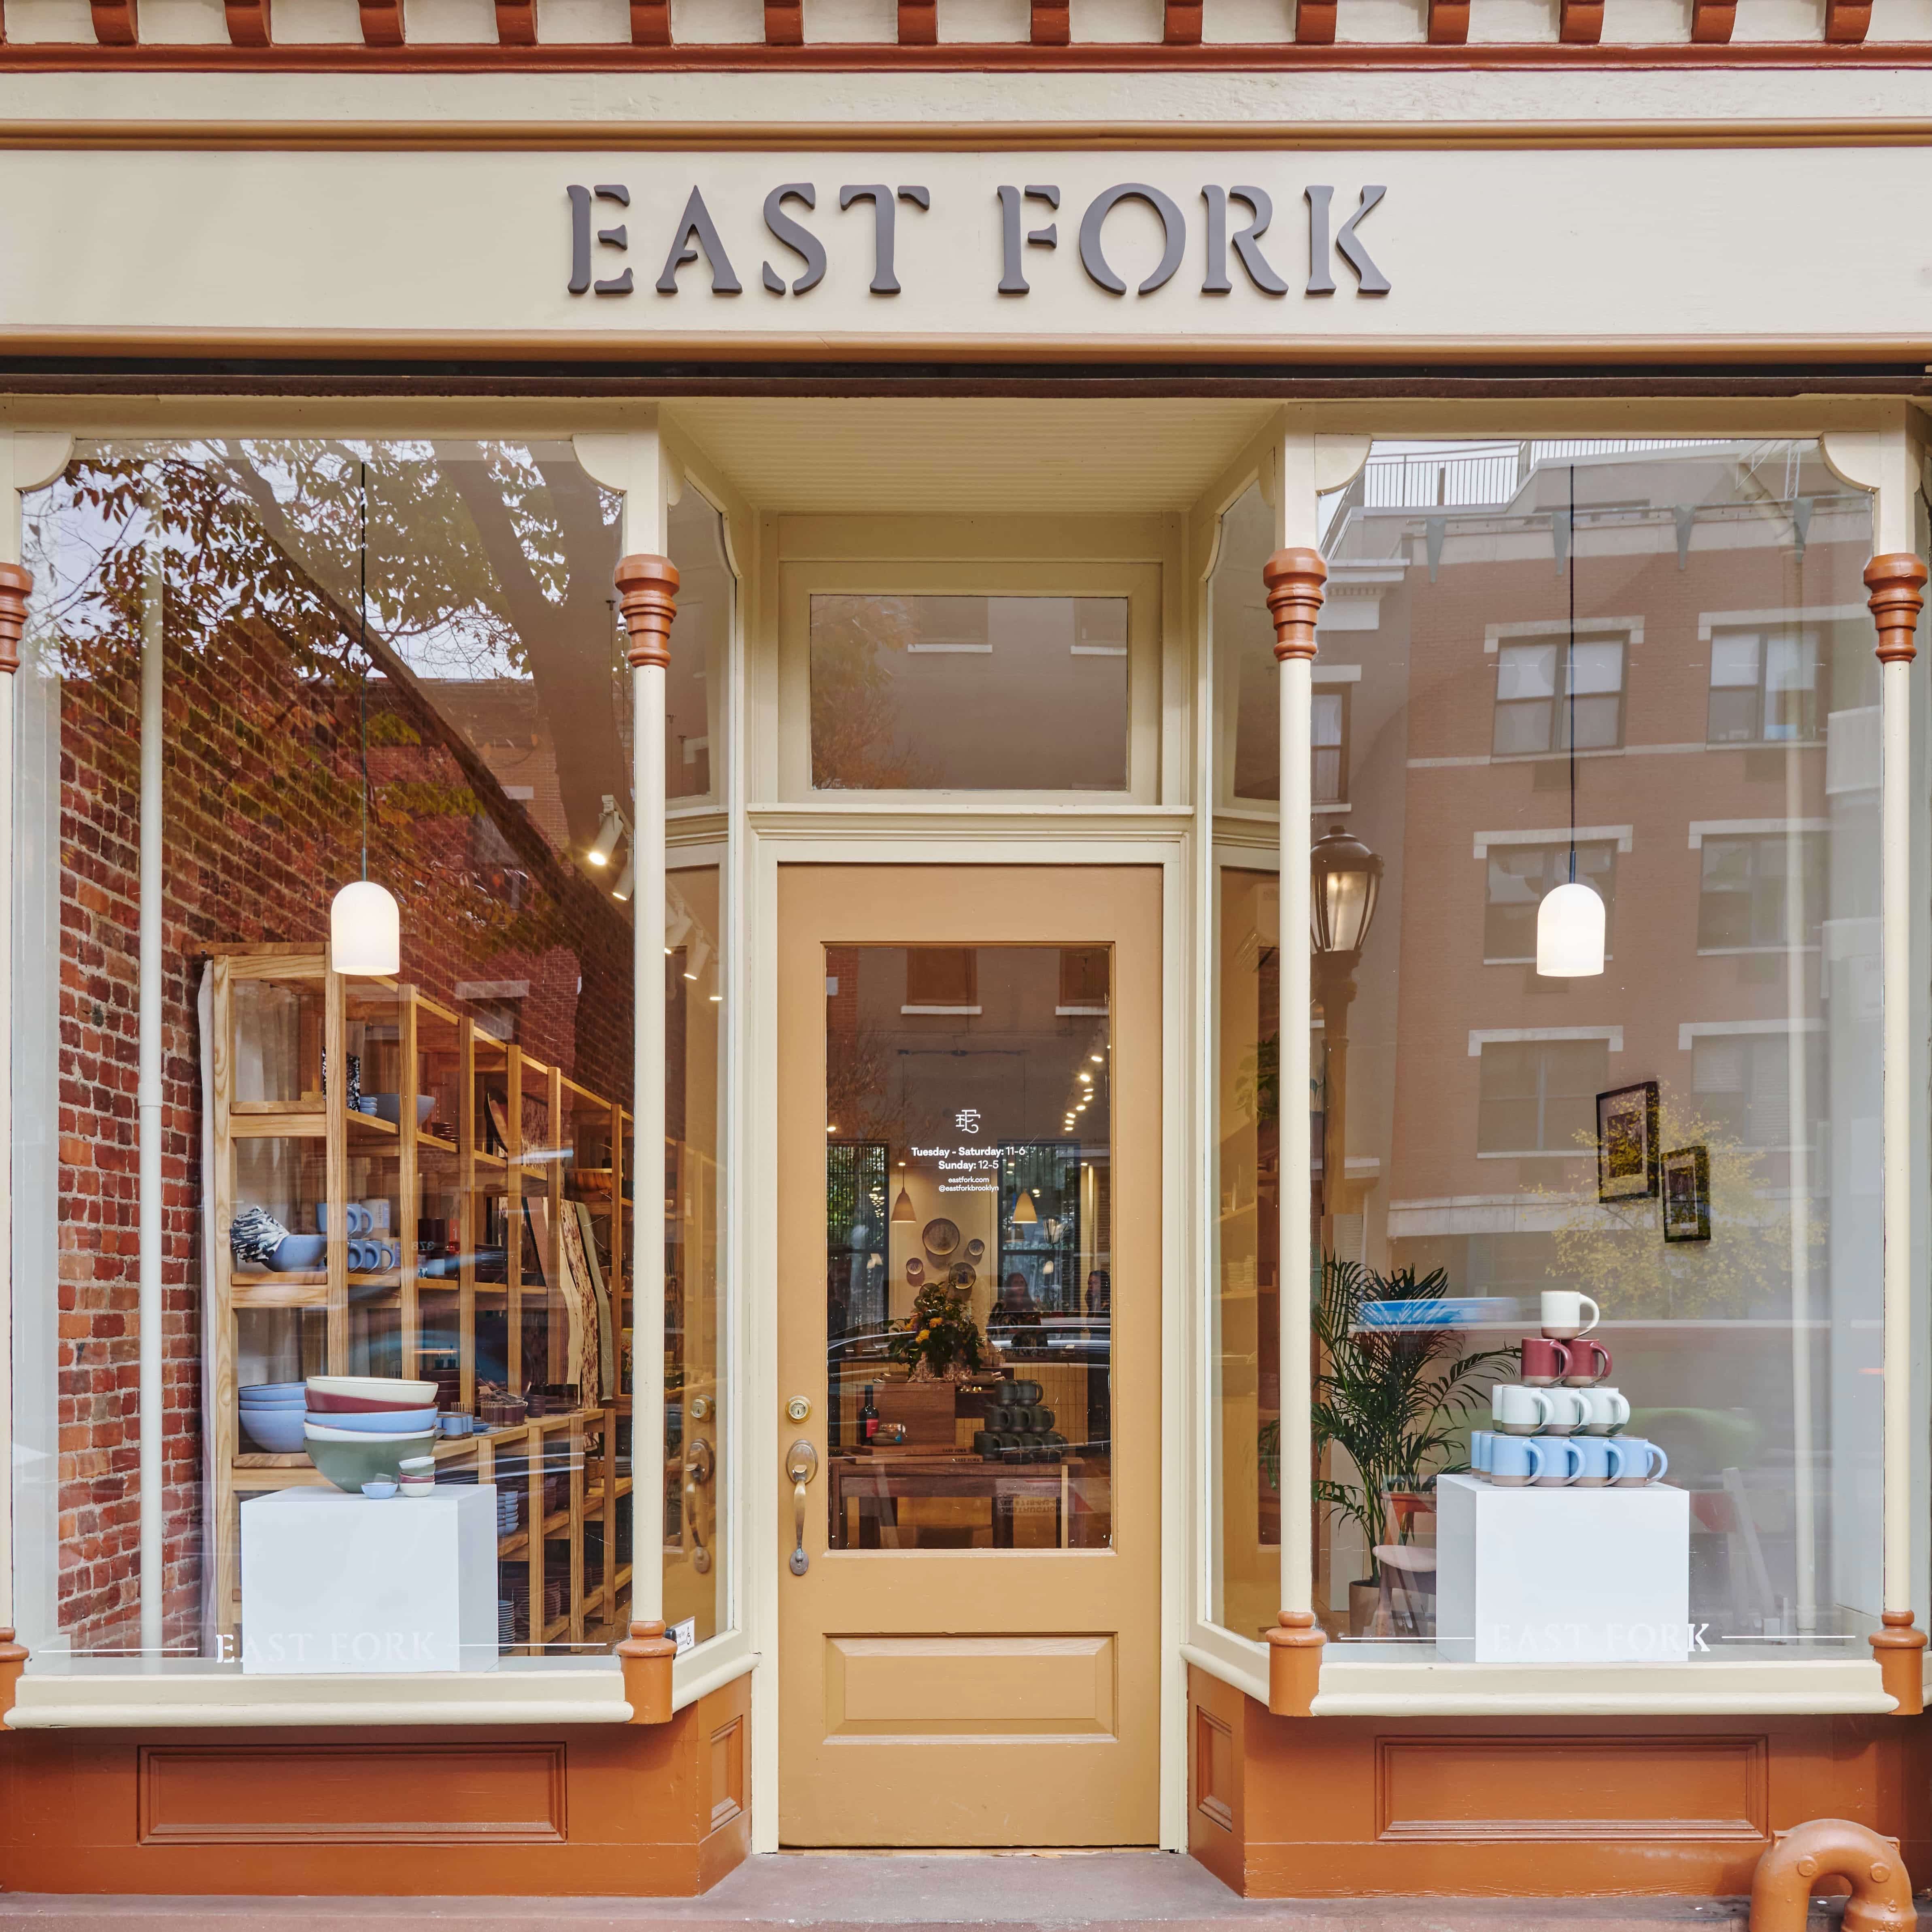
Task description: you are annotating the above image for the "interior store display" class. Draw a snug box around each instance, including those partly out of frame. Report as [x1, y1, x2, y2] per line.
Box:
[204, 944, 635, 1655]
[1435, 1471, 1691, 1662]
[240, 1485, 499, 1674]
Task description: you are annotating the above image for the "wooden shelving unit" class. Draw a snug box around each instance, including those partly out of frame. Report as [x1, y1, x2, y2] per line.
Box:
[208, 943, 633, 1655]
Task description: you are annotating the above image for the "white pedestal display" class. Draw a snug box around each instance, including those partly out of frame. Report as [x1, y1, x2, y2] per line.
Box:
[240, 1486, 499, 1675]
[1435, 1472, 1692, 1663]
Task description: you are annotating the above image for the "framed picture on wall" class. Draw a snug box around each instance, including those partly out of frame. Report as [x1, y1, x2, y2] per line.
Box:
[1596, 1080, 1660, 1203]
[1662, 1145, 1712, 1242]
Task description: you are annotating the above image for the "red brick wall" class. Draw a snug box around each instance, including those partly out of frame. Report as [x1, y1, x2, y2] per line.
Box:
[53, 597, 632, 1648]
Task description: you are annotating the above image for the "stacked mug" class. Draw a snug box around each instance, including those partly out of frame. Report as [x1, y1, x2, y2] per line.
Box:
[1471, 1291, 1668, 1490]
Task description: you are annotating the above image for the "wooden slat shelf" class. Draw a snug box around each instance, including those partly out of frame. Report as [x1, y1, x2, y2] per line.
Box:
[210, 942, 633, 1662]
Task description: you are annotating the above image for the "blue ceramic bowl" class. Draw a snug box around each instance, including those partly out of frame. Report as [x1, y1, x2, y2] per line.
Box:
[242, 1381, 305, 1397]
[268, 1234, 327, 1271]
[303, 1406, 437, 1435]
[239, 1409, 307, 1454]
[240, 1396, 306, 1410]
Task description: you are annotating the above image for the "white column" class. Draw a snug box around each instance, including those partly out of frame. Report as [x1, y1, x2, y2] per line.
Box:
[138, 536, 164, 1657]
[1262, 432, 1326, 1714]
[576, 425, 680, 1719]
[1864, 544, 1927, 1708]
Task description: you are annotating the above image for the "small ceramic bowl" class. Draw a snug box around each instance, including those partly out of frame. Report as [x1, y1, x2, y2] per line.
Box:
[238, 1409, 306, 1454]
[366, 1094, 436, 1128]
[307, 1376, 438, 1409]
[267, 1234, 326, 1272]
[361, 1479, 399, 1499]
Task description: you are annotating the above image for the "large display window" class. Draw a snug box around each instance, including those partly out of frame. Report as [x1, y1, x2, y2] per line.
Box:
[1212, 439, 1891, 1666]
[11, 438, 732, 1674]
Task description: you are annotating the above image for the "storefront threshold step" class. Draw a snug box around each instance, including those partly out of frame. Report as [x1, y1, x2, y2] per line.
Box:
[0, 1858, 1906, 1930]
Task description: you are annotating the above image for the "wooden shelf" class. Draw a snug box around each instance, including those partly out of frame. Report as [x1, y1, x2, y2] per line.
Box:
[210, 944, 630, 1663]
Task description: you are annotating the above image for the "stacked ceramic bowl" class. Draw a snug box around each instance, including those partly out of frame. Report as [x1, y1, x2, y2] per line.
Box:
[304, 1375, 439, 1494]
[238, 1381, 306, 1454]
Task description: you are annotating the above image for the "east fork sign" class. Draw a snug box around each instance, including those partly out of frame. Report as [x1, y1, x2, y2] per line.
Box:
[567, 178, 1391, 302]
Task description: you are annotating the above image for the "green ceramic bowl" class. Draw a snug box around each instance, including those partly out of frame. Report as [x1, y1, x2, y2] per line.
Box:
[304, 1423, 437, 1494]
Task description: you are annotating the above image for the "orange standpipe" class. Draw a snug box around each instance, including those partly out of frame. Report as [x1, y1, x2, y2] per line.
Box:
[1750, 1820, 1915, 1932]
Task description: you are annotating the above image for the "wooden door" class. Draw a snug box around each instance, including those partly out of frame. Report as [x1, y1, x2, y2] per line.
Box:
[776, 865, 1162, 1847]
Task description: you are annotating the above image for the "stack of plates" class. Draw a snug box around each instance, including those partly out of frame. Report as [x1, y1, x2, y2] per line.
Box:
[238, 1382, 306, 1454]
[497, 1490, 521, 1535]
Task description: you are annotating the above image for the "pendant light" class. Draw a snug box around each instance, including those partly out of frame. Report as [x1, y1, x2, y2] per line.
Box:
[1537, 462, 1606, 978]
[330, 462, 401, 978]
[891, 1163, 916, 1223]
[1012, 1189, 1039, 1226]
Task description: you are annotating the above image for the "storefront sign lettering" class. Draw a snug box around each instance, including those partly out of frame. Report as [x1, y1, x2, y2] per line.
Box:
[567, 179, 1389, 301]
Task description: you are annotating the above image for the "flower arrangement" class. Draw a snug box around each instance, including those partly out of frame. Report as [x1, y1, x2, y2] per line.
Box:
[888, 1281, 989, 1381]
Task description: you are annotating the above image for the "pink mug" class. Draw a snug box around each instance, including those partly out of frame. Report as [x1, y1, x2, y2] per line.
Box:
[1561, 1338, 1613, 1386]
[1520, 1336, 1569, 1387]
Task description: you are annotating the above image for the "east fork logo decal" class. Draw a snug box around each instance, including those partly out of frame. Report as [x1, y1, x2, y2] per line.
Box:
[567, 180, 1389, 300]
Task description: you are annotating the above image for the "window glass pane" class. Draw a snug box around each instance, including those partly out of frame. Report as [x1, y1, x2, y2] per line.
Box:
[808, 595, 1128, 792]
[825, 948, 1112, 1551]
[1213, 438, 1882, 1662]
[665, 492, 730, 803]
[15, 440, 728, 1673]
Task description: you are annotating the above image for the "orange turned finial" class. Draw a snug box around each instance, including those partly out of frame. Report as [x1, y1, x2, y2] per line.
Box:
[1262, 548, 1326, 663]
[1870, 1608, 1928, 1715]
[1750, 1819, 1914, 1932]
[616, 1617, 677, 1724]
[1864, 552, 1926, 667]
[615, 553, 679, 673]
[0, 561, 34, 676]
[1266, 1608, 1325, 1717]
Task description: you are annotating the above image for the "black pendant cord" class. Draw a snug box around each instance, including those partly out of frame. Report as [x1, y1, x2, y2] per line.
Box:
[1567, 461, 1577, 886]
[359, 460, 370, 884]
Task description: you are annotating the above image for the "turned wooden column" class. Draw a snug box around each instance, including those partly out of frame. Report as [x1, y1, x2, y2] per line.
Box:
[0, 561, 30, 1717]
[613, 552, 679, 1725]
[1865, 550, 1928, 1715]
[1261, 546, 1326, 1717]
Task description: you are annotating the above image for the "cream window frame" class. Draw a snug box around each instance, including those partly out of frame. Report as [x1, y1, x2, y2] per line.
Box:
[1186, 403, 1932, 1720]
[773, 552, 1164, 808]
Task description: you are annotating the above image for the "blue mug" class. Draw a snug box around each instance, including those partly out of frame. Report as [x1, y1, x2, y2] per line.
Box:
[1469, 1430, 1494, 1476]
[1490, 1435, 1548, 1488]
[1611, 1437, 1668, 1486]
[1531, 1435, 1583, 1487]
[1573, 1436, 1631, 1486]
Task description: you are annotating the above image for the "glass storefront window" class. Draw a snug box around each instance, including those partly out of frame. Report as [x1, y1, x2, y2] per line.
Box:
[13, 438, 728, 1670]
[823, 946, 1113, 1550]
[808, 594, 1129, 791]
[1213, 439, 1880, 1662]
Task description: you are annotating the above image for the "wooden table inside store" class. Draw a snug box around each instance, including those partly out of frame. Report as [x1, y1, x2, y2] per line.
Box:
[831, 1450, 1093, 1551]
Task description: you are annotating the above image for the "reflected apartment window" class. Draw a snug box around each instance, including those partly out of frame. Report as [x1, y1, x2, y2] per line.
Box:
[1707, 626, 1822, 745]
[1475, 1037, 1610, 1154]
[1312, 687, 1349, 807]
[1696, 833, 1826, 951]
[1492, 635, 1626, 756]
[1483, 841, 1617, 963]
[1690, 1029, 1822, 1149]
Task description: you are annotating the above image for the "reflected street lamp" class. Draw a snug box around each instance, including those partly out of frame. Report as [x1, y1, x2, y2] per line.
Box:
[1310, 825, 1384, 1238]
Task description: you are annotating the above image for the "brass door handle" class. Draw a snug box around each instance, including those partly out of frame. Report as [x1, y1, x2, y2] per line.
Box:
[684, 1437, 714, 1575]
[786, 1438, 818, 1577]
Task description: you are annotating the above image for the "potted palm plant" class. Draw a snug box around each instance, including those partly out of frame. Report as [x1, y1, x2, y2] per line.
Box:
[1310, 1256, 1510, 1637]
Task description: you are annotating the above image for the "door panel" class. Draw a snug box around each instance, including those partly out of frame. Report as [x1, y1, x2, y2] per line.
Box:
[777, 865, 1161, 1848]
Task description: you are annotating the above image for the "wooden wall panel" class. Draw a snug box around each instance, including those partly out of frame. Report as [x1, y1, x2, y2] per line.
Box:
[1186, 1666, 1932, 1899]
[0, 1674, 750, 1897]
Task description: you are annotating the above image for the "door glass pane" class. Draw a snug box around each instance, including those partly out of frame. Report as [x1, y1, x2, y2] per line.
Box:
[824, 946, 1112, 1550]
[808, 596, 1129, 792]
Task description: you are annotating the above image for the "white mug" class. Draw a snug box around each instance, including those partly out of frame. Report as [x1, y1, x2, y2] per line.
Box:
[1579, 1386, 1630, 1436]
[1539, 1386, 1592, 1436]
[1492, 1384, 1553, 1436]
[1541, 1290, 1600, 1340]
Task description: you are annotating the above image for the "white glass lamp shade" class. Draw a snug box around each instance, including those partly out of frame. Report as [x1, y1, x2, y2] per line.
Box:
[1536, 879, 1607, 978]
[331, 878, 401, 977]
